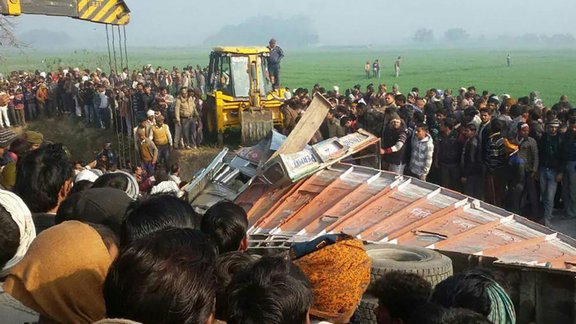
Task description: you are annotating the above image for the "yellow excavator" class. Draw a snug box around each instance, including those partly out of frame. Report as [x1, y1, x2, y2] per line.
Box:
[204, 47, 285, 146]
[1, 0, 130, 25]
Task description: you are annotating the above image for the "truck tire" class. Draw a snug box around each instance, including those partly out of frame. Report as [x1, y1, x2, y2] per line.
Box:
[364, 243, 453, 286]
[356, 244, 453, 324]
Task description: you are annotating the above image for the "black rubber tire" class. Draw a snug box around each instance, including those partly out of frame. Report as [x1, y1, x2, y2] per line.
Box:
[364, 243, 453, 287]
[357, 244, 453, 324]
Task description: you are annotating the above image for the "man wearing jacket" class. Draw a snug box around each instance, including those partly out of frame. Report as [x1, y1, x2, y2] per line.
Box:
[267, 38, 284, 90]
[407, 123, 434, 181]
[174, 87, 199, 149]
[539, 119, 563, 226]
[136, 129, 158, 176]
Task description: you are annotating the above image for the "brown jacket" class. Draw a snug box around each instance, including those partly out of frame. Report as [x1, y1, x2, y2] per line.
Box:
[174, 95, 198, 122]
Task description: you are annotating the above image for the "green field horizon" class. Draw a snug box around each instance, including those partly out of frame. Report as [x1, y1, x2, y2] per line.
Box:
[2, 48, 575, 106]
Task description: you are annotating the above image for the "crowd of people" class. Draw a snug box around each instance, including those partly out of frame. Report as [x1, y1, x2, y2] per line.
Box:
[0, 58, 571, 323]
[282, 83, 574, 227]
[0, 136, 515, 324]
[0, 63, 574, 223]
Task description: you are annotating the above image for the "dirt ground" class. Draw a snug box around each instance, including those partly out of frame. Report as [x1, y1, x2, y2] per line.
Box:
[27, 115, 224, 181]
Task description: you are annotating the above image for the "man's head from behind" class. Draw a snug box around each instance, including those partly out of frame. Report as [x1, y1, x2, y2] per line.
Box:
[226, 256, 313, 324]
[15, 143, 73, 213]
[370, 271, 432, 324]
[201, 201, 249, 253]
[104, 228, 217, 324]
[121, 194, 201, 247]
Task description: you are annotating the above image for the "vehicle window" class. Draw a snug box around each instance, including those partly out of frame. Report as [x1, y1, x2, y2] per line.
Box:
[231, 56, 250, 97]
[218, 55, 232, 95]
[258, 57, 272, 95]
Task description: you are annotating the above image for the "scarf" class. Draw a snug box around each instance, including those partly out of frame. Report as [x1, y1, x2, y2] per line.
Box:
[292, 235, 371, 323]
[486, 278, 517, 324]
[3, 221, 112, 324]
[0, 189, 36, 277]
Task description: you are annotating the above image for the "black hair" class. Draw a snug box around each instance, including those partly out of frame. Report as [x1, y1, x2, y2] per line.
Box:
[430, 269, 498, 317]
[104, 228, 217, 324]
[395, 94, 407, 104]
[479, 107, 490, 115]
[406, 302, 446, 324]
[340, 116, 350, 128]
[415, 122, 428, 132]
[369, 271, 432, 322]
[92, 173, 129, 192]
[226, 256, 313, 324]
[9, 137, 31, 157]
[201, 201, 249, 253]
[0, 204, 19, 270]
[170, 163, 180, 174]
[441, 308, 493, 324]
[154, 166, 170, 183]
[509, 104, 523, 118]
[442, 118, 456, 130]
[215, 252, 256, 320]
[413, 110, 425, 124]
[88, 222, 119, 253]
[69, 180, 94, 195]
[121, 194, 201, 247]
[490, 119, 504, 134]
[15, 143, 73, 213]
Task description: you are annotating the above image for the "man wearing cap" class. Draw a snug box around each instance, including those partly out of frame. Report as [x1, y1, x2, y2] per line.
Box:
[539, 119, 563, 226]
[24, 131, 43, 151]
[267, 38, 284, 90]
[0, 128, 17, 169]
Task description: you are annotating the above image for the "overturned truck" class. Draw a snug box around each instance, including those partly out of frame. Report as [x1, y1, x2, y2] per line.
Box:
[184, 93, 576, 324]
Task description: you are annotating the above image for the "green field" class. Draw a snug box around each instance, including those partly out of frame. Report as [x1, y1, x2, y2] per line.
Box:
[2, 48, 575, 106]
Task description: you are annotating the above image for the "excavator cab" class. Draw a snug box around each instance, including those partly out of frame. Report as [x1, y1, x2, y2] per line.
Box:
[205, 47, 284, 146]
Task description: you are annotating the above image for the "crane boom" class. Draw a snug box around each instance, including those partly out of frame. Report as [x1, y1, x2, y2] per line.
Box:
[1, 0, 130, 25]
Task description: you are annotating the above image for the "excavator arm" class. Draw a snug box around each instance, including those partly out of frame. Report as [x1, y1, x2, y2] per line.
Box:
[1, 0, 130, 25]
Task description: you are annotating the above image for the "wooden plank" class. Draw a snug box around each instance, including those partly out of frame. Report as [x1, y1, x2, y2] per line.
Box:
[266, 92, 332, 162]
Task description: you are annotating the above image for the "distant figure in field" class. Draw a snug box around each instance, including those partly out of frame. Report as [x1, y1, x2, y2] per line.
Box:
[364, 61, 371, 78]
[267, 38, 284, 90]
[395, 56, 402, 77]
[373, 59, 380, 80]
[507, 53, 511, 67]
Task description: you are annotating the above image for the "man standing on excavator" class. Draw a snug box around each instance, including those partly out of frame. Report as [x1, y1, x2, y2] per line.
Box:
[267, 38, 284, 90]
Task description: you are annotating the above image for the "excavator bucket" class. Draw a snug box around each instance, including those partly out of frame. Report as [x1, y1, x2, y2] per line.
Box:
[241, 108, 274, 146]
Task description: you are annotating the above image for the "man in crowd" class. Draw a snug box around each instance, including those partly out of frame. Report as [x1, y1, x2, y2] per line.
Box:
[267, 38, 284, 90]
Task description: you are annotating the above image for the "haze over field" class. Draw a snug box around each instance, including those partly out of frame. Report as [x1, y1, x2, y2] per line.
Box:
[6, 0, 576, 49]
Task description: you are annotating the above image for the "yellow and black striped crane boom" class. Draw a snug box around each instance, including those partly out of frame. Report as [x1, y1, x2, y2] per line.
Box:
[1, 0, 130, 25]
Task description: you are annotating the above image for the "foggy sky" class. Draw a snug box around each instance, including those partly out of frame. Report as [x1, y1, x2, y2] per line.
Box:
[7, 0, 576, 48]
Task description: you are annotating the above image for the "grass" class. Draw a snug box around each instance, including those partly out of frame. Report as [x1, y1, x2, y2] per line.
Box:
[3, 48, 575, 105]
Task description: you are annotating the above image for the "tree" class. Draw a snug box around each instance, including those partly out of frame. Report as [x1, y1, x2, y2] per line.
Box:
[0, 17, 26, 61]
[444, 28, 469, 42]
[413, 28, 434, 43]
